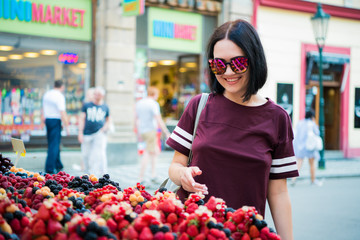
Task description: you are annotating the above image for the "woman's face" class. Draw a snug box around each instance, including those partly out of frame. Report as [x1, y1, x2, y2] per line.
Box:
[213, 39, 250, 99]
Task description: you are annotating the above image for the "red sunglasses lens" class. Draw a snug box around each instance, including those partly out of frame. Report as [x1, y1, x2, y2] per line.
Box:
[231, 57, 248, 73]
[209, 57, 248, 75]
[209, 59, 226, 75]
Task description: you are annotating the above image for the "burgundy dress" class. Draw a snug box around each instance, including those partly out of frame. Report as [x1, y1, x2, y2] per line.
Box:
[166, 93, 298, 216]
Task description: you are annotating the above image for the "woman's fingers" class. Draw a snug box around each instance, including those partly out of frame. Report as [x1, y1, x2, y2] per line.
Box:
[180, 167, 208, 194]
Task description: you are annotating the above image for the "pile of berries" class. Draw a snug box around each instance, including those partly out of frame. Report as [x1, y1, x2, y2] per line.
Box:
[0, 154, 13, 175]
[0, 154, 283, 240]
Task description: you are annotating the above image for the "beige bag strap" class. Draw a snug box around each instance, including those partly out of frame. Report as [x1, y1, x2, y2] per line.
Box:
[187, 93, 209, 166]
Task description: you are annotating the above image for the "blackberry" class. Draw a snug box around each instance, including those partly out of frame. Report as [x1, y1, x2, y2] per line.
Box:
[74, 176, 81, 181]
[106, 233, 117, 239]
[94, 183, 102, 188]
[149, 225, 159, 234]
[82, 175, 89, 180]
[67, 207, 76, 216]
[86, 221, 98, 232]
[17, 189, 25, 194]
[103, 174, 110, 179]
[44, 195, 51, 199]
[159, 225, 170, 233]
[172, 232, 178, 240]
[84, 231, 98, 240]
[61, 214, 71, 224]
[53, 190, 60, 195]
[68, 196, 76, 202]
[196, 199, 205, 205]
[96, 226, 108, 236]
[269, 227, 276, 233]
[0, 229, 11, 239]
[84, 190, 90, 195]
[14, 211, 25, 220]
[124, 215, 134, 223]
[207, 221, 216, 229]
[157, 187, 167, 193]
[75, 200, 83, 209]
[76, 225, 86, 237]
[215, 223, 224, 230]
[32, 187, 40, 194]
[225, 207, 235, 214]
[7, 186, 14, 193]
[223, 228, 231, 237]
[253, 219, 267, 230]
[3, 212, 14, 222]
[19, 199, 27, 208]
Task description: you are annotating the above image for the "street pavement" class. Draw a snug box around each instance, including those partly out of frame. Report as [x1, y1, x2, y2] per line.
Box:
[2, 149, 360, 193]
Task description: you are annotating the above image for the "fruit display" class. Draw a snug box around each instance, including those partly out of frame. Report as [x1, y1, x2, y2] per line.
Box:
[0, 154, 281, 240]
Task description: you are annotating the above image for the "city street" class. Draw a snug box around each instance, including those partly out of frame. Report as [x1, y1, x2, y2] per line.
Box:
[265, 177, 360, 240]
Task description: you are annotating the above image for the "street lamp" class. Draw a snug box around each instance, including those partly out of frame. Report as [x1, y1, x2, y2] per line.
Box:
[311, 3, 330, 169]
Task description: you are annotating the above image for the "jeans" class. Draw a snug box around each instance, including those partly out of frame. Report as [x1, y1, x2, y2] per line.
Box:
[45, 119, 63, 173]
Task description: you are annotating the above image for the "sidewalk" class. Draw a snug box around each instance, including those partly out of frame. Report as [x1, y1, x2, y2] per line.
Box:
[2, 149, 360, 193]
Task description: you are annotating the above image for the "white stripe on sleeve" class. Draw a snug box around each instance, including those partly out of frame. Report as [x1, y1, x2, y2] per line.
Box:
[170, 133, 192, 150]
[270, 164, 298, 174]
[272, 156, 297, 166]
[174, 126, 193, 142]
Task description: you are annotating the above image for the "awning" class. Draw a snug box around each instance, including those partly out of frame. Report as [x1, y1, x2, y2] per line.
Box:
[306, 51, 350, 84]
[307, 51, 350, 64]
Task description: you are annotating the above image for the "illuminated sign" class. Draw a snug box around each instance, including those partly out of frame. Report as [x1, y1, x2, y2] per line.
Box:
[58, 53, 79, 64]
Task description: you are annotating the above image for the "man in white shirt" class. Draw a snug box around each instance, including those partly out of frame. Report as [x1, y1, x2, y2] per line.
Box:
[136, 87, 170, 184]
[42, 80, 69, 174]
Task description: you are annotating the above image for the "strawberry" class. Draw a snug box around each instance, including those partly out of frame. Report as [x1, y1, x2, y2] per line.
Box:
[47, 218, 63, 235]
[134, 219, 147, 232]
[32, 219, 46, 235]
[209, 228, 225, 238]
[179, 232, 190, 240]
[194, 233, 206, 240]
[118, 219, 129, 230]
[249, 225, 260, 238]
[166, 213, 178, 224]
[231, 232, 242, 240]
[106, 218, 117, 233]
[154, 231, 165, 240]
[68, 233, 83, 240]
[139, 227, 153, 240]
[123, 226, 138, 240]
[205, 196, 217, 211]
[34, 236, 50, 240]
[164, 232, 175, 240]
[241, 233, 251, 240]
[10, 218, 22, 233]
[53, 232, 68, 240]
[37, 204, 51, 221]
[158, 200, 175, 213]
[186, 224, 199, 237]
[224, 221, 236, 232]
[207, 235, 217, 240]
[232, 210, 244, 224]
[186, 203, 198, 214]
[21, 216, 30, 227]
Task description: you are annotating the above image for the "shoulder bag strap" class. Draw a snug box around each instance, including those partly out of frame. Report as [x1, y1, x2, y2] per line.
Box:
[187, 93, 209, 166]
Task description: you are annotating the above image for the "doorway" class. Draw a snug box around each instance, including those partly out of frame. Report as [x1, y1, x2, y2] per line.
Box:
[306, 82, 341, 150]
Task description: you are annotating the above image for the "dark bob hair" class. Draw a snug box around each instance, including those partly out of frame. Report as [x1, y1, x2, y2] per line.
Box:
[206, 19, 267, 102]
[305, 110, 315, 119]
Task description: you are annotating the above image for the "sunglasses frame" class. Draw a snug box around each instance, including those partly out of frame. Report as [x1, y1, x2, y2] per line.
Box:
[208, 56, 249, 75]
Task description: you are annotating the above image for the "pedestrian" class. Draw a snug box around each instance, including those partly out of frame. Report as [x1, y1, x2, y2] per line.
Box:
[166, 19, 298, 240]
[42, 79, 69, 174]
[136, 86, 171, 185]
[292, 110, 323, 186]
[78, 87, 110, 177]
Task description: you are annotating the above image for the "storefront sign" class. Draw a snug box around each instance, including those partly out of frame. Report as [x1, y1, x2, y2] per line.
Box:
[148, 7, 202, 53]
[122, 0, 144, 16]
[0, 0, 91, 41]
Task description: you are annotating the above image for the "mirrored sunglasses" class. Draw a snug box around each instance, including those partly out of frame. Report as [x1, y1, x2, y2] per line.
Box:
[208, 56, 249, 75]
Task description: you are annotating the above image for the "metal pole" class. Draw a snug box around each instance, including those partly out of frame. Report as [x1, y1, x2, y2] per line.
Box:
[318, 46, 326, 169]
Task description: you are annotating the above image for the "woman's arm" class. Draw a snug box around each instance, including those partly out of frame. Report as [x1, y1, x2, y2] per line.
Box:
[168, 151, 208, 194]
[267, 179, 294, 240]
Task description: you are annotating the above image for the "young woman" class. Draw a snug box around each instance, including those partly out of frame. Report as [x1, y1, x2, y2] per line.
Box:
[166, 20, 298, 240]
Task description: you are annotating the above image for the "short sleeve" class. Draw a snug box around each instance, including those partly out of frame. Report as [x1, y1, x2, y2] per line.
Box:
[81, 103, 88, 113]
[153, 102, 161, 116]
[166, 94, 202, 157]
[57, 94, 66, 112]
[270, 110, 299, 179]
[105, 106, 110, 118]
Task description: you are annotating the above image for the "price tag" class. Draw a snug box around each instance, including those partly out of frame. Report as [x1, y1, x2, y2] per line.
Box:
[11, 138, 26, 167]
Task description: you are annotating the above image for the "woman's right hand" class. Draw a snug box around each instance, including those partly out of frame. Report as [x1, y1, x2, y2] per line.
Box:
[180, 166, 208, 195]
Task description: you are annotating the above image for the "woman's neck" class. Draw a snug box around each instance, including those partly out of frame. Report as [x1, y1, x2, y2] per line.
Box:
[224, 92, 266, 106]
